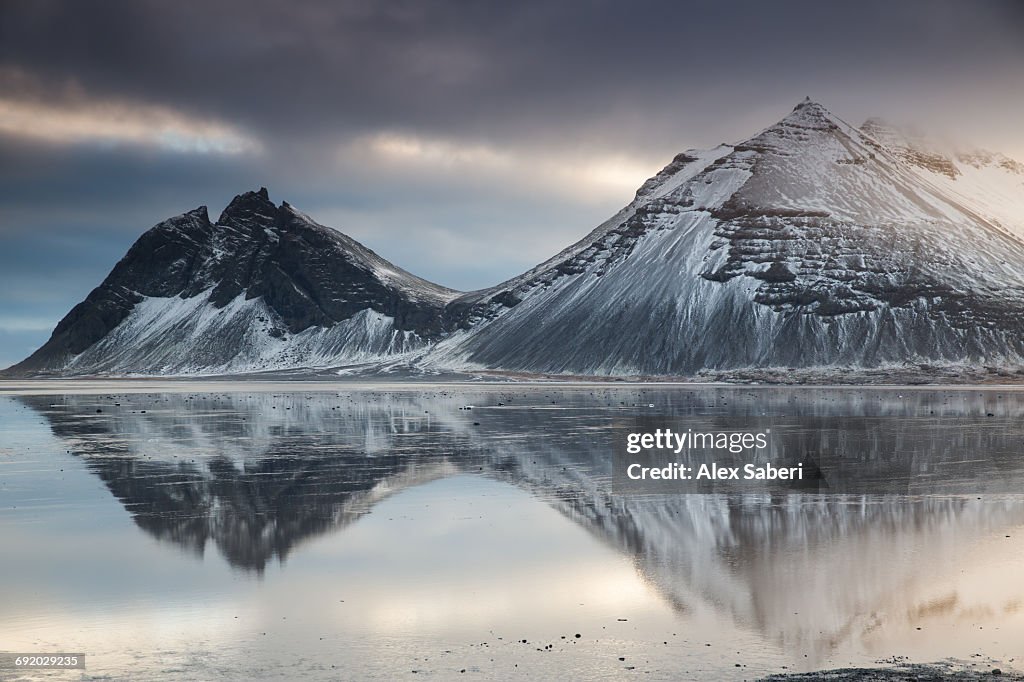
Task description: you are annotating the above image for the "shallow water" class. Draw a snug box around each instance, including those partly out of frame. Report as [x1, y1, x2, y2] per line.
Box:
[1, 383, 1022, 680]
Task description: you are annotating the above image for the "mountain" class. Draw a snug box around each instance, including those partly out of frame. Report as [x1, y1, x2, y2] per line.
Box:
[427, 98, 1024, 374]
[9, 188, 458, 375]
[21, 387, 1024, 645]
[9, 99, 1024, 378]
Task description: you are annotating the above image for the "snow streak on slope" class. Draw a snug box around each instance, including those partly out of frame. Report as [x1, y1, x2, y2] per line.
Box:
[427, 99, 1024, 375]
[65, 293, 427, 375]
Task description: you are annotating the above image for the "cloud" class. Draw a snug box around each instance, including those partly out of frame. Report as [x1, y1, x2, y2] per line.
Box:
[351, 130, 659, 203]
[0, 68, 260, 154]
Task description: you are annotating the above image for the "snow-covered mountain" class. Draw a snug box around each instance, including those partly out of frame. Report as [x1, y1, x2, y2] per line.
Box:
[9, 188, 458, 375]
[9, 99, 1024, 377]
[430, 98, 1024, 374]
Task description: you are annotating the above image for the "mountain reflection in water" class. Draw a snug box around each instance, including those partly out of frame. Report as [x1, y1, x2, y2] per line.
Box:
[14, 386, 1024, 671]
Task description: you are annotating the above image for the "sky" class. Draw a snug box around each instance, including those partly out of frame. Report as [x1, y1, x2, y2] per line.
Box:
[1, 0, 1023, 368]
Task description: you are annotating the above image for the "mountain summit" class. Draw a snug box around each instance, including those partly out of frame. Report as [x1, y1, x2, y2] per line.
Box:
[10, 100, 1024, 377]
[429, 98, 1024, 374]
[10, 188, 457, 374]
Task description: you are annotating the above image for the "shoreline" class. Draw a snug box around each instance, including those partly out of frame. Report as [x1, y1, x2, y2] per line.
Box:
[7, 375, 1024, 396]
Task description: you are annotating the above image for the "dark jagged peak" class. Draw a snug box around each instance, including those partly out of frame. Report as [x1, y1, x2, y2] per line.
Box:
[8, 188, 462, 375]
[198, 189, 459, 332]
[178, 204, 211, 224]
[217, 186, 276, 224]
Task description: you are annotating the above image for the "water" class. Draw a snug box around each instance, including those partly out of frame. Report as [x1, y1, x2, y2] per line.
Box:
[1, 383, 1022, 680]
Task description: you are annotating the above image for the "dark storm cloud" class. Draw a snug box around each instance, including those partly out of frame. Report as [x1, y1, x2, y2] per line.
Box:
[0, 0, 1022, 366]
[3, 0, 1022, 151]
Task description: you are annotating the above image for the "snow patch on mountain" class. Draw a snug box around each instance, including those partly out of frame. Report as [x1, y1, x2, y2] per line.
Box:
[62, 291, 428, 375]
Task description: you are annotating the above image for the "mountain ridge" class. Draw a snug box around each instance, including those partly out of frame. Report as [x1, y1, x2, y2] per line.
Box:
[8, 99, 1024, 378]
